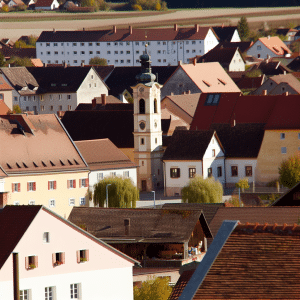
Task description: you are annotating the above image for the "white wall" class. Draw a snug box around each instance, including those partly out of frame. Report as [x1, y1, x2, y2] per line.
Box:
[231, 30, 241, 42]
[228, 49, 245, 72]
[246, 40, 278, 59]
[204, 29, 219, 54]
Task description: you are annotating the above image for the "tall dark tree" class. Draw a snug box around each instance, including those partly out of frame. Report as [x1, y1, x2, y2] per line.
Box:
[237, 16, 250, 41]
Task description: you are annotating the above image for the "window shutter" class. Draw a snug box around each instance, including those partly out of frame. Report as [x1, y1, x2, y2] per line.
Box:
[73, 180, 76, 188]
[25, 256, 29, 269]
[12, 183, 14, 192]
[86, 178, 89, 187]
[52, 253, 56, 265]
[85, 249, 89, 262]
[27, 182, 29, 191]
[34, 256, 38, 268]
[79, 179, 82, 188]
[33, 182, 36, 191]
[67, 180, 70, 189]
[48, 181, 50, 190]
[76, 250, 80, 263]
[54, 181, 57, 190]
[61, 252, 65, 264]
[18, 183, 20, 192]
[178, 168, 181, 178]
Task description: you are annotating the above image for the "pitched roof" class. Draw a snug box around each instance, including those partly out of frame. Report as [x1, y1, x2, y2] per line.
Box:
[0, 75, 13, 91]
[37, 26, 212, 43]
[0, 100, 10, 114]
[196, 47, 241, 64]
[271, 181, 300, 206]
[249, 60, 291, 76]
[162, 129, 219, 161]
[179, 62, 241, 93]
[75, 139, 136, 171]
[31, 58, 44, 67]
[27, 66, 97, 93]
[216, 41, 253, 53]
[105, 66, 177, 98]
[212, 26, 238, 42]
[0, 114, 88, 174]
[91, 65, 114, 80]
[0, 67, 38, 90]
[258, 36, 292, 56]
[268, 73, 300, 93]
[35, 0, 56, 6]
[161, 108, 190, 134]
[68, 206, 212, 243]
[234, 75, 265, 90]
[0, 47, 36, 59]
[209, 206, 300, 238]
[75, 96, 125, 110]
[162, 93, 200, 118]
[175, 221, 300, 299]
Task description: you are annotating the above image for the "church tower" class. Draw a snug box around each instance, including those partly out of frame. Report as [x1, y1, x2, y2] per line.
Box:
[132, 47, 164, 191]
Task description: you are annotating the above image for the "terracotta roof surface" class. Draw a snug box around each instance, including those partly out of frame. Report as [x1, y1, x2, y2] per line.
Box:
[268, 73, 300, 93]
[35, 0, 55, 6]
[0, 205, 41, 269]
[68, 206, 212, 243]
[0, 114, 87, 174]
[0, 47, 36, 59]
[212, 26, 238, 42]
[184, 222, 300, 299]
[38, 26, 211, 43]
[197, 47, 240, 64]
[0, 76, 13, 91]
[75, 139, 136, 171]
[180, 62, 241, 93]
[234, 75, 265, 90]
[216, 41, 253, 53]
[0, 100, 10, 114]
[161, 108, 190, 134]
[258, 36, 291, 56]
[31, 58, 43, 67]
[249, 60, 291, 76]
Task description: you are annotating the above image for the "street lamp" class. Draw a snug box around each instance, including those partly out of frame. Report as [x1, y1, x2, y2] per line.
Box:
[151, 190, 155, 209]
[106, 184, 111, 208]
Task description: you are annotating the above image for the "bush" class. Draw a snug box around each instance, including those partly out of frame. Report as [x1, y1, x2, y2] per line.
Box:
[1, 5, 9, 12]
[89, 57, 107, 65]
[132, 4, 142, 10]
[155, 1, 161, 10]
[181, 175, 223, 204]
[235, 178, 250, 191]
[279, 153, 300, 188]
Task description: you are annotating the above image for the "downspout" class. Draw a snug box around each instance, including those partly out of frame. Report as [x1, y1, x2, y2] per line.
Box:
[13, 252, 20, 300]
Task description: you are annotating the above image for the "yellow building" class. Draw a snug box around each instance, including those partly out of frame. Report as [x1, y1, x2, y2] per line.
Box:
[0, 114, 89, 218]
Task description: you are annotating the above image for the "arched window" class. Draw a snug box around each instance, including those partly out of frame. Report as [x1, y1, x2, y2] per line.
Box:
[154, 99, 157, 113]
[139, 99, 145, 114]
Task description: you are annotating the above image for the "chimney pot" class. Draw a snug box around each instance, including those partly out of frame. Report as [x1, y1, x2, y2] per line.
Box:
[81, 62, 84, 67]
[263, 90, 267, 95]
[92, 98, 96, 108]
[101, 94, 106, 105]
[195, 24, 199, 32]
[43, 63, 47, 68]
[187, 90, 191, 94]
[113, 25, 117, 33]
[64, 61, 67, 68]
[193, 57, 197, 66]
[178, 60, 182, 66]
[129, 25, 132, 35]
[174, 24, 178, 31]
[285, 91, 289, 96]
[53, 28, 56, 33]
[268, 35, 270, 39]
[222, 23, 224, 28]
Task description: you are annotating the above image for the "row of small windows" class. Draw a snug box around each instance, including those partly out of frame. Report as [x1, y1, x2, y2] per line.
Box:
[14, 197, 86, 207]
[43, 51, 100, 55]
[139, 99, 158, 114]
[280, 133, 300, 140]
[97, 171, 130, 181]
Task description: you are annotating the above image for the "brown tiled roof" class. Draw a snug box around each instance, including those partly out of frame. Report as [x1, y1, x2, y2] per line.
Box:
[162, 93, 200, 118]
[75, 139, 136, 171]
[0, 114, 88, 174]
[0, 67, 38, 91]
[188, 223, 300, 299]
[209, 207, 300, 238]
[38, 26, 212, 43]
[179, 62, 241, 93]
[216, 41, 253, 53]
[197, 47, 242, 64]
[212, 26, 238, 42]
[35, 0, 55, 6]
[249, 60, 292, 76]
[68, 207, 212, 243]
[272, 181, 300, 206]
[91, 65, 114, 81]
[0, 205, 41, 269]
[161, 108, 189, 134]
[267, 73, 300, 93]
[235, 75, 265, 90]
[287, 56, 300, 71]
[0, 76, 13, 91]
[0, 47, 36, 59]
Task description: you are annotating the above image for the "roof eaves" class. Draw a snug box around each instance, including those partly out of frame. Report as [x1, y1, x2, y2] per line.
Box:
[178, 220, 239, 300]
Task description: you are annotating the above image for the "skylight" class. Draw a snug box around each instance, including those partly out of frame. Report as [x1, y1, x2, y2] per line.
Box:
[205, 94, 220, 106]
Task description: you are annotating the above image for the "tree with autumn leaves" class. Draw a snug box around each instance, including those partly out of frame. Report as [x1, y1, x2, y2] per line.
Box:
[279, 153, 300, 188]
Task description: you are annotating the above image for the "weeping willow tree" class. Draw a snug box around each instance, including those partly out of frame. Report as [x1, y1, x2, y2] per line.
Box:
[181, 175, 223, 204]
[93, 177, 138, 208]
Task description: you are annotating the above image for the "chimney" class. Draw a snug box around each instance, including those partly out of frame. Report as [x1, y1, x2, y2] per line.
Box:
[53, 28, 56, 33]
[222, 23, 224, 28]
[193, 57, 197, 66]
[284, 70, 286, 75]
[43, 63, 47, 68]
[81, 62, 84, 67]
[231, 113, 236, 127]
[113, 25, 117, 33]
[178, 60, 182, 66]
[285, 91, 289, 96]
[83, 28, 85, 31]
[13, 253, 20, 300]
[262, 90, 267, 95]
[124, 219, 130, 236]
[267, 35, 270, 39]
[101, 94, 106, 105]
[174, 24, 178, 31]
[195, 24, 199, 33]
[187, 90, 191, 94]
[129, 25, 132, 35]
[92, 98, 96, 108]
[63, 61, 67, 68]
[171, 92, 174, 95]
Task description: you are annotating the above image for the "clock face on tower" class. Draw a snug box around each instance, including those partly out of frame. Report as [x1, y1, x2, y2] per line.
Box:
[139, 121, 146, 130]
[139, 87, 144, 93]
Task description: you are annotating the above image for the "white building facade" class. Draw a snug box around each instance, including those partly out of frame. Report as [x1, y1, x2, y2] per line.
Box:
[36, 25, 219, 67]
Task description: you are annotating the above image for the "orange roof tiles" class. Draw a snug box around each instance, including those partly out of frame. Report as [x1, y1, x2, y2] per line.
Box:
[0, 100, 10, 115]
[0, 76, 13, 91]
[259, 36, 292, 56]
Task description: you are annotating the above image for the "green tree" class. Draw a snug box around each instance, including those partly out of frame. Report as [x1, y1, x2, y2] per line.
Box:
[0, 52, 5, 67]
[235, 177, 250, 191]
[181, 175, 223, 204]
[93, 177, 138, 208]
[89, 57, 107, 65]
[279, 154, 300, 188]
[7, 57, 33, 67]
[12, 105, 22, 114]
[134, 277, 172, 300]
[237, 16, 250, 41]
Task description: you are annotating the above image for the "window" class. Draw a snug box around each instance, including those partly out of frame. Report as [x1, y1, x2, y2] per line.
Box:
[135, 42, 139, 45]
[157, 50, 161, 54]
[163, 41, 166, 45]
[46, 51, 50, 55]
[212, 149, 215, 157]
[107, 51, 111, 54]
[189, 168, 196, 178]
[68, 105, 72, 110]
[163, 59, 166, 63]
[69, 198, 75, 206]
[26, 106, 29, 111]
[68, 179, 76, 189]
[20, 290, 31, 300]
[114, 42, 118, 46]
[126, 50, 130, 54]
[70, 283, 80, 299]
[140, 138, 144, 145]
[49, 199, 55, 207]
[80, 178, 89, 188]
[217, 166, 222, 177]
[186, 41, 189, 44]
[96, 51, 100, 54]
[127, 59, 131, 63]
[40, 95, 44, 101]
[280, 133, 285, 139]
[257, 45, 261, 50]
[192, 41, 196, 44]
[80, 197, 85, 206]
[205, 94, 220, 106]
[123, 171, 129, 178]
[155, 138, 157, 144]
[27, 182, 36, 192]
[186, 50, 189, 53]
[281, 147, 287, 154]
[67, 94, 71, 100]
[107, 42, 111, 46]
[97, 173, 103, 181]
[46, 43, 50, 47]
[50, 106, 54, 111]
[28, 200, 35, 205]
[136, 50, 139, 54]
[54, 51, 58, 55]
[52, 252, 65, 267]
[157, 41, 161, 45]
[12, 182, 20, 192]
[25, 255, 38, 270]
[14, 201, 20, 205]
[158, 59, 161, 63]
[14, 96, 18, 101]
[115, 60, 118, 64]
[45, 287, 55, 300]
[41, 105, 45, 111]
[89, 51, 93, 55]
[110, 171, 116, 177]
[231, 166, 238, 177]
[58, 94, 62, 100]
[139, 99, 145, 114]
[80, 51, 85, 55]
[121, 60, 124, 63]
[245, 166, 252, 177]
[41, 232, 49, 245]
[73, 43, 77, 46]
[114, 51, 118, 54]
[170, 168, 180, 178]
[77, 249, 89, 263]
[24, 96, 27, 101]
[61, 43, 64, 46]
[58, 105, 62, 111]
[207, 167, 212, 177]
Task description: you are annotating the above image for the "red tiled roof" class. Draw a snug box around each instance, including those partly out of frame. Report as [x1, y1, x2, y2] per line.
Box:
[35, 0, 55, 6]
[258, 36, 291, 56]
[0, 100, 10, 114]
[0, 76, 13, 91]
[38, 26, 212, 43]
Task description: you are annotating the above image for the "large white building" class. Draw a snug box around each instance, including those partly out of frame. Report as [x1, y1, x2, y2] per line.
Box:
[36, 25, 219, 67]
